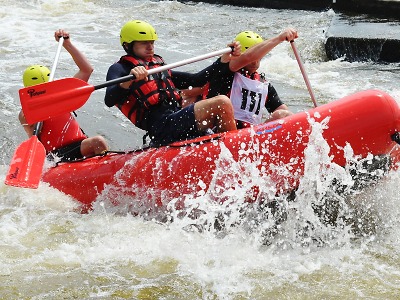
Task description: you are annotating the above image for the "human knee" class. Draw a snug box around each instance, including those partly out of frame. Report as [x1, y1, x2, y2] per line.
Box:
[85, 136, 108, 155]
[214, 95, 231, 106]
[211, 95, 233, 113]
[93, 136, 108, 152]
[271, 109, 293, 120]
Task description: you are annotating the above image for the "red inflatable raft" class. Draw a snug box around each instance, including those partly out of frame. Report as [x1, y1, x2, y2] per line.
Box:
[41, 89, 400, 212]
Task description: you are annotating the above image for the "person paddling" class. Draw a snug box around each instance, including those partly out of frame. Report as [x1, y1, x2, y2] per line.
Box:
[104, 20, 241, 147]
[182, 29, 297, 128]
[19, 29, 108, 161]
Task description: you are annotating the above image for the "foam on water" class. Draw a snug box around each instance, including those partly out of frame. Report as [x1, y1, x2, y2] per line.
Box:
[1, 0, 400, 298]
[1, 138, 400, 298]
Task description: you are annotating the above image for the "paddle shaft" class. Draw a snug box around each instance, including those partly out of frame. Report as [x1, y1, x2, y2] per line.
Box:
[290, 40, 318, 107]
[94, 46, 233, 90]
[49, 37, 64, 81]
[32, 122, 43, 136]
[34, 37, 64, 135]
[20, 46, 234, 124]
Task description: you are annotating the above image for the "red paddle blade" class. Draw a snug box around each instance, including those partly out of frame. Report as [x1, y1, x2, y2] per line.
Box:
[4, 136, 46, 189]
[20, 78, 95, 124]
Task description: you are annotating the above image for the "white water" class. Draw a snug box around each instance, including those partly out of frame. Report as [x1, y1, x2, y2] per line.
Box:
[1, 0, 400, 299]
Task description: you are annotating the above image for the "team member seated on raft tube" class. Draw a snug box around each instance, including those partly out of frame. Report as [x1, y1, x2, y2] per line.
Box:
[181, 29, 296, 129]
[104, 20, 242, 147]
[19, 29, 108, 162]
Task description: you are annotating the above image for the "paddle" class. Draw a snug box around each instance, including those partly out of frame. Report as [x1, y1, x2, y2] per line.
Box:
[290, 40, 318, 107]
[5, 37, 64, 189]
[20, 47, 234, 124]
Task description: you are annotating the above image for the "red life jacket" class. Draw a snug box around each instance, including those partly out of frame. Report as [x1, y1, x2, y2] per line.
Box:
[117, 54, 181, 130]
[39, 113, 87, 153]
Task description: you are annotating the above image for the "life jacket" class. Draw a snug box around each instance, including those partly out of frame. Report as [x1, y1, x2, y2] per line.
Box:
[117, 54, 181, 130]
[39, 113, 87, 153]
[244, 71, 265, 83]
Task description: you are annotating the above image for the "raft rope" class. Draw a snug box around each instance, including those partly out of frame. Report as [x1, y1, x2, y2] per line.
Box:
[53, 147, 150, 167]
[52, 131, 221, 167]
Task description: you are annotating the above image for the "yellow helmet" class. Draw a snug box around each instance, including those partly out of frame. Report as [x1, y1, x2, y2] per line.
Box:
[120, 20, 158, 45]
[235, 31, 263, 53]
[22, 65, 50, 87]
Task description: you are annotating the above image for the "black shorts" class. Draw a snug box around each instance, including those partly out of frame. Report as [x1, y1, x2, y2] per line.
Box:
[149, 104, 203, 146]
[48, 140, 84, 162]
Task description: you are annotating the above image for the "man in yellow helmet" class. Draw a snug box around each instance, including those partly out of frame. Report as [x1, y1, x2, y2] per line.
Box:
[184, 28, 297, 128]
[19, 29, 108, 161]
[104, 20, 241, 146]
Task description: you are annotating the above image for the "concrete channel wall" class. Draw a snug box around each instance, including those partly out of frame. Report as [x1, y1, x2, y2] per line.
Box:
[334, 0, 400, 20]
[324, 14, 400, 62]
[179, 0, 400, 62]
[179, 0, 400, 20]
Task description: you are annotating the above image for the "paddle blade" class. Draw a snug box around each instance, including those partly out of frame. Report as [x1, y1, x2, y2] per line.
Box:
[4, 136, 46, 189]
[20, 77, 95, 124]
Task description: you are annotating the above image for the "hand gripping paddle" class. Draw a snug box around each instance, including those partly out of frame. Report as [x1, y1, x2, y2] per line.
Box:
[20, 47, 233, 124]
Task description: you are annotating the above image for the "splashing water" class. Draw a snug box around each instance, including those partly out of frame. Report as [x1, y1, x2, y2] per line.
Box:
[2, 0, 400, 298]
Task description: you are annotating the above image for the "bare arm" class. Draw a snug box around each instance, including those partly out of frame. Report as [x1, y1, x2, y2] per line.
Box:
[18, 30, 94, 133]
[178, 41, 240, 108]
[268, 104, 293, 121]
[181, 86, 205, 108]
[19, 110, 34, 137]
[229, 28, 298, 72]
[54, 29, 93, 82]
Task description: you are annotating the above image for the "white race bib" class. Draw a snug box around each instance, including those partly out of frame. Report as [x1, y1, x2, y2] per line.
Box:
[230, 72, 268, 124]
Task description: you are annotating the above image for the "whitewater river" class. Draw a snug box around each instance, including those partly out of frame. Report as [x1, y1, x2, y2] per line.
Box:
[1, 0, 400, 299]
